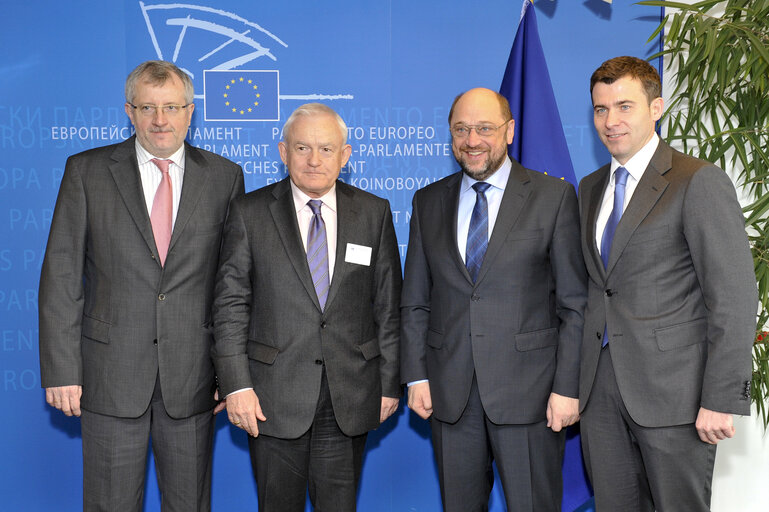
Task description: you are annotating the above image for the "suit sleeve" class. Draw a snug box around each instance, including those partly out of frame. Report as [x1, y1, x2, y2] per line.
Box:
[550, 183, 588, 398]
[211, 199, 255, 396]
[683, 165, 757, 414]
[38, 155, 88, 388]
[372, 200, 403, 398]
[399, 192, 432, 384]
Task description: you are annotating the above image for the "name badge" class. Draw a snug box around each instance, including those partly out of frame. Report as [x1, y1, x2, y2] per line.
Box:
[345, 243, 372, 266]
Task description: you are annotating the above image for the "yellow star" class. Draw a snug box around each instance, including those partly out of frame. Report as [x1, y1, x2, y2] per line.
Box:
[230, 79, 236, 84]
[255, 101, 259, 106]
[223, 93, 228, 98]
[253, 85, 258, 90]
[248, 107, 252, 112]
[225, 101, 230, 106]
[225, 85, 230, 89]
[232, 108, 236, 112]
[248, 79, 252, 84]
[256, 93, 261, 98]
[239, 77, 244, 82]
[239, 109, 244, 114]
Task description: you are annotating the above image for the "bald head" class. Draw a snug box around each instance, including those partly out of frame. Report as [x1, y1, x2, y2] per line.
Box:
[448, 88, 512, 126]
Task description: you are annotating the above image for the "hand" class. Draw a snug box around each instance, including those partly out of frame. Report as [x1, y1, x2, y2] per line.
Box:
[226, 389, 266, 437]
[380, 396, 399, 423]
[45, 385, 83, 417]
[695, 407, 735, 444]
[546, 392, 579, 432]
[213, 389, 227, 415]
[407, 381, 433, 420]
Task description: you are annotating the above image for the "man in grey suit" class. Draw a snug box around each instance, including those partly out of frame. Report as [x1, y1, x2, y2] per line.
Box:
[400, 87, 587, 511]
[39, 60, 244, 511]
[212, 103, 401, 511]
[579, 56, 757, 511]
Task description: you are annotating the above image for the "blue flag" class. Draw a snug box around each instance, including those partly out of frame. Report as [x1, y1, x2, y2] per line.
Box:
[500, 2, 592, 511]
[204, 70, 279, 121]
[500, 0, 577, 185]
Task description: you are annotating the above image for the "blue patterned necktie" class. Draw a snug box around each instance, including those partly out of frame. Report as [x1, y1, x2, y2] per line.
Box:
[466, 182, 492, 282]
[307, 200, 330, 310]
[601, 166, 629, 346]
[600, 166, 630, 269]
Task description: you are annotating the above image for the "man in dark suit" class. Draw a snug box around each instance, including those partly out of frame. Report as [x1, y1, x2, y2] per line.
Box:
[38, 60, 244, 511]
[578, 56, 757, 511]
[400, 87, 586, 511]
[212, 103, 401, 511]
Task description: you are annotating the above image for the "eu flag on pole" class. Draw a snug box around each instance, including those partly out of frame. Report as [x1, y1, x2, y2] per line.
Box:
[204, 70, 279, 121]
[500, 0, 577, 185]
[500, 2, 591, 511]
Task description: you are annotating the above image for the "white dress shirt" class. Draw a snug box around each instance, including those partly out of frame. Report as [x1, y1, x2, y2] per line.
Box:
[595, 134, 660, 256]
[290, 181, 338, 282]
[135, 141, 185, 227]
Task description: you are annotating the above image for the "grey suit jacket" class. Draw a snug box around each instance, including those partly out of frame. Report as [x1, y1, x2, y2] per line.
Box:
[400, 161, 587, 425]
[578, 140, 757, 426]
[39, 136, 245, 419]
[211, 178, 402, 438]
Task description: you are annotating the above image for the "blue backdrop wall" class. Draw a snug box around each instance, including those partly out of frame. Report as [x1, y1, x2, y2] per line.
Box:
[0, 1, 662, 510]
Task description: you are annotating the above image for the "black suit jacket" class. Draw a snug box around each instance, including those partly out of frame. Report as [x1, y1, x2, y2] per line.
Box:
[39, 136, 245, 419]
[212, 178, 402, 438]
[401, 161, 587, 424]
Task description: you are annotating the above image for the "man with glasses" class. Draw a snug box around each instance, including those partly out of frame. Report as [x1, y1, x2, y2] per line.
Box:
[401, 87, 586, 511]
[39, 60, 244, 511]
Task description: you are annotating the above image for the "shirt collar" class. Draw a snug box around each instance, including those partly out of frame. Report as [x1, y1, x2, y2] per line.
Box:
[135, 140, 186, 171]
[610, 132, 659, 184]
[290, 179, 338, 214]
[460, 156, 512, 194]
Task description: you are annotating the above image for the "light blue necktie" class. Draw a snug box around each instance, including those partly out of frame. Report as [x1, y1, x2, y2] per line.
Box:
[601, 166, 629, 346]
[307, 200, 330, 311]
[466, 182, 492, 283]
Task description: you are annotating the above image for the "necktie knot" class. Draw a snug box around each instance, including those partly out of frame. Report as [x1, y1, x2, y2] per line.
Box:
[308, 199, 323, 216]
[615, 166, 629, 188]
[473, 182, 491, 195]
[151, 158, 171, 174]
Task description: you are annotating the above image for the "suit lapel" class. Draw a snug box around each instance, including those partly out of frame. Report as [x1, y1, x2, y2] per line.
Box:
[325, 182, 358, 311]
[605, 142, 671, 275]
[584, 166, 611, 280]
[269, 179, 321, 310]
[441, 173, 473, 284]
[475, 162, 530, 285]
[168, 143, 209, 257]
[108, 138, 157, 258]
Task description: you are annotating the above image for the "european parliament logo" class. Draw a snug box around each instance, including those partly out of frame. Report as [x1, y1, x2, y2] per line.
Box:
[204, 70, 279, 121]
[137, 1, 353, 121]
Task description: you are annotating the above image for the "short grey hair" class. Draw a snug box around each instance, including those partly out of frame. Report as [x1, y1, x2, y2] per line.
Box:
[282, 103, 348, 144]
[125, 60, 194, 105]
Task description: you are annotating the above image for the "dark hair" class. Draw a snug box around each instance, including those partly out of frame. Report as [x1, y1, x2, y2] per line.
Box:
[590, 56, 661, 104]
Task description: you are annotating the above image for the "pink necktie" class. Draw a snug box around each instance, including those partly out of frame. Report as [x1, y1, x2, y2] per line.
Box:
[150, 158, 173, 266]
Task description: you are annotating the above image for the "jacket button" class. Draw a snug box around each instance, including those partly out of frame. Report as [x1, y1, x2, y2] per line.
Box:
[153, 339, 158, 345]
[158, 293, 166, 301]
[471, 294, 480, 301]
[320, 321, 327, 329]
[596, 332, 601, 339]
[315, 359, 323, 365]
[605, 289, 613, 297]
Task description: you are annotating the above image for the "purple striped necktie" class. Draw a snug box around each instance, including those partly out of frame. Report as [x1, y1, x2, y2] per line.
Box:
[307, 199, 330, 310]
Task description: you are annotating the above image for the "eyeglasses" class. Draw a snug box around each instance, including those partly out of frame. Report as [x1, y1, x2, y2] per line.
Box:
[450, 121, 510, 139]
[128, 103, 192, 117]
